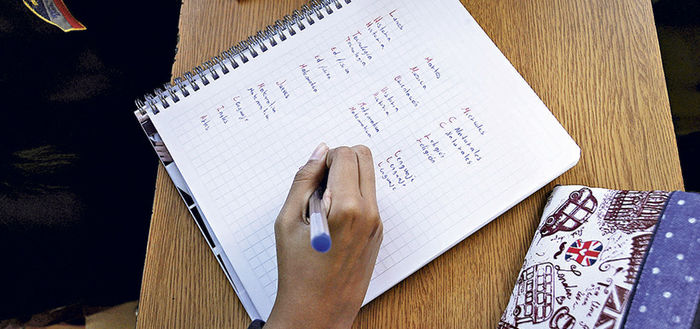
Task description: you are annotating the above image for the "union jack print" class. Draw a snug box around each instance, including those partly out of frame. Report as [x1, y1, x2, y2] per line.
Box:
[565, 239, 602, 266]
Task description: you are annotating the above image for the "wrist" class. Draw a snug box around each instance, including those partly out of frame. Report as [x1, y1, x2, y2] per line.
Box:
[265, 299, 354, 329]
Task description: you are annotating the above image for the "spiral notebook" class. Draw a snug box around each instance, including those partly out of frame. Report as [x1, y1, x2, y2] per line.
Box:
[135, 0, 580, 320]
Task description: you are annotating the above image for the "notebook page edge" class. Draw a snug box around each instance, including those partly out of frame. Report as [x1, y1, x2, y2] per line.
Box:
[134, 110, 263, 320]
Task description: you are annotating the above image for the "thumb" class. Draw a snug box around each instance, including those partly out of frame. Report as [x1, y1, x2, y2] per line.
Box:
[280, 143, 329, 220]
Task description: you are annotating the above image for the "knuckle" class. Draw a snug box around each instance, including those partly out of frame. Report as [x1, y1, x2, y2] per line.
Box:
[352, 145, 372, 158]
[367, 211, 381, 225]
[335, 198, 363, 217]
[293, 165, 314, 183]
[367, 212, 382, 228]
[333, 146, 355, 159]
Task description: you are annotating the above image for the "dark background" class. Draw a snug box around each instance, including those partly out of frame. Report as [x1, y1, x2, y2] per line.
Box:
[654, 0, 700, 192]
[0, 0, 181, 322]
[0, 0, 697, 324]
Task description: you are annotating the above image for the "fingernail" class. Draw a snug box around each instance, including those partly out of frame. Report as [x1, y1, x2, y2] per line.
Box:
[309, 142, 328, 161]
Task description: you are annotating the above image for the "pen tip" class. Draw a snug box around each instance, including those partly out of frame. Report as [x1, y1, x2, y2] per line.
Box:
[311, 234, 331, 253]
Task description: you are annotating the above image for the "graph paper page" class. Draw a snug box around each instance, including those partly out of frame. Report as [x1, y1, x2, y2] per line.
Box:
[148, 0, 579, 319]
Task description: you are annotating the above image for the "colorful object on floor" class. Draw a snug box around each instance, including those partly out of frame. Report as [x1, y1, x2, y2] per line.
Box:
[499, 185, 699, 329]
[22, 0, 85, 32]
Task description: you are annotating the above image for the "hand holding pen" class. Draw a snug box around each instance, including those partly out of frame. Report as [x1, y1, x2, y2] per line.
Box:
[267, 143, 383, 329]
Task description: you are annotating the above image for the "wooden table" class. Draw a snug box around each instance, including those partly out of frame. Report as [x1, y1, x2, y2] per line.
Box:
[136, 1, 685, 328]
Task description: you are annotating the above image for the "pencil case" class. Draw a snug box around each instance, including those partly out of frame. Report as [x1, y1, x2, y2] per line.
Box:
[498, 185, 699, 329]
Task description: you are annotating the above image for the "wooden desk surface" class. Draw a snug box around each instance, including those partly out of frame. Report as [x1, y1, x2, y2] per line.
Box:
[136, 1, 684, 328]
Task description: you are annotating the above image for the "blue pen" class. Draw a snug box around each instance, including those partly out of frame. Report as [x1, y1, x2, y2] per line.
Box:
[309, 186, 331, 253]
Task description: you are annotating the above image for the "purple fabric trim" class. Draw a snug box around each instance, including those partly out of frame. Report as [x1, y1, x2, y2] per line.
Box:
[624, 191, 700, 329]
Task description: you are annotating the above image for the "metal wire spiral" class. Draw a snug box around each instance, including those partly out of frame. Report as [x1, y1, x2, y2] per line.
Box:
[137, 0, 351, 115]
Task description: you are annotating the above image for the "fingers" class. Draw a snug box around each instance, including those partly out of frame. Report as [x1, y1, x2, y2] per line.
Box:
[351, 145, 377, 203]
[325, 145, 381, 235]
[279, 144, 379, 237]
[322, 189, 332, 218]
[278, 143, 329, 223]
[325, 146, 361, 199]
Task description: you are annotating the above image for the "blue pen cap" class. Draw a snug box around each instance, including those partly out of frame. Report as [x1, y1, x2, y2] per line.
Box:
[311, 233, 331, 253]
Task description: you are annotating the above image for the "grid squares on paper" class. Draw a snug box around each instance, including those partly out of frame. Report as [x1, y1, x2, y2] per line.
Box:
[148, 0, 577, 310]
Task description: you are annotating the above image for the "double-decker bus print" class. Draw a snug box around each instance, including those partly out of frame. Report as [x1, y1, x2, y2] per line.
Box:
[512, 262, 555, 324]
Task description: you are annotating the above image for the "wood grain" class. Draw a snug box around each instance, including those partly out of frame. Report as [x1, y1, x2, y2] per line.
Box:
[136, 1, 685, 328]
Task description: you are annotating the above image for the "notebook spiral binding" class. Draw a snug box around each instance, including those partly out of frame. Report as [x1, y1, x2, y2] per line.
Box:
[135, 0, 352, 115]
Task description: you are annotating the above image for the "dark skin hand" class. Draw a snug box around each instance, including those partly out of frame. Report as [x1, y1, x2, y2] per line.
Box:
[265, 143, 383, 329]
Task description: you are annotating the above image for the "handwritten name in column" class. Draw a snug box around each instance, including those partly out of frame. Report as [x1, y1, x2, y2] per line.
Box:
[386, 150, 415, 188]
[382, 87, 401, 113]
[276, 81, 290, 99]
[366, 16, 388, 49]
[200, 115, 211, 131]
[394, 75, 419, 108]
[377, 160, 396, 191]
[373, 88, 390, 116]
[463, 107, 486, 135]
[331, 47, 350, 74]
[375, 16, 392, 43]
[425, 57, 441, 79]
[248, 83, 277, 120]
[440, 117, 482, 164]
[349, 103, 380, 138]
[410, 66, 427, 90]
[416, 133, 446, 164]
[346, 31, 374, 66]
[314, 55, 332, 80]
[299, 64, 319, 93]
[358, 102, 380, 134]
[232, 96, 249, 121]
[352, 31, 373, 62]
[389, 9, 404, 30]
[215, 105, 228, 124]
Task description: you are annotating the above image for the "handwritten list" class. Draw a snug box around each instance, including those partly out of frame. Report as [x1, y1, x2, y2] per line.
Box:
[148, 0, 579, 319]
